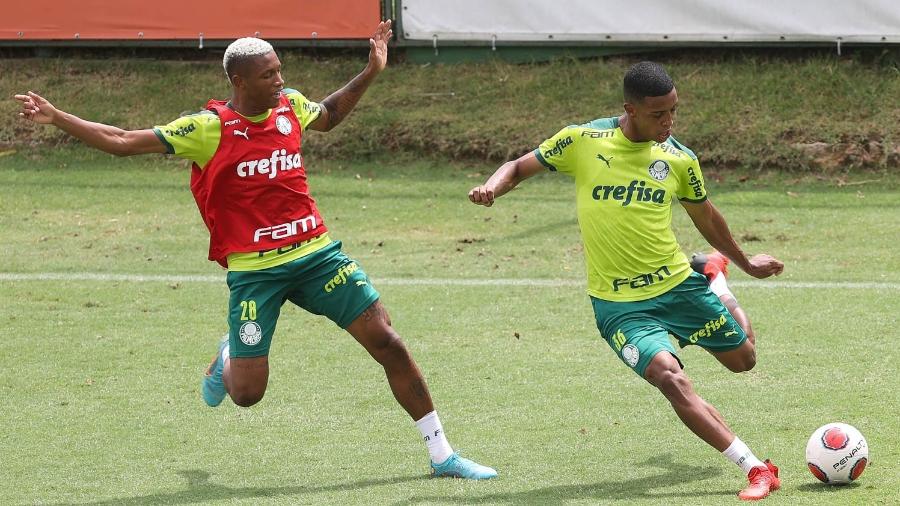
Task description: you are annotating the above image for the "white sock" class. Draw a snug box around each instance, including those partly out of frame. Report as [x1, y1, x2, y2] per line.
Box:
[709, 272, 735, 300]
[221, 344, 230, 364]
[415, 411, 454, 464]
[723, 436, 764, 474]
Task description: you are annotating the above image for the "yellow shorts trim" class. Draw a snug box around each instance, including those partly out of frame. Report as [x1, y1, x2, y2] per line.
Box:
[227, 234, 332, 272]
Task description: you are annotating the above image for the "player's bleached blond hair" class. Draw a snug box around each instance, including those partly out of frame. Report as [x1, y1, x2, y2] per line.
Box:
[223, 37, 275, 84]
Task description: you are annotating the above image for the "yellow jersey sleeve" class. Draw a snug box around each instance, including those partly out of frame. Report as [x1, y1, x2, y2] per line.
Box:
[153, 111, 221, 167]
[676, 158, 708, 202]
[153, 90, 318, 167]
[534, 126, 579, 175]
[284, 88, 322, 130]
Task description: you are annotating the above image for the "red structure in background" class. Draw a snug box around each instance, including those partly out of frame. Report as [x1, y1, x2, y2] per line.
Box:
[0, 0, 381, 41]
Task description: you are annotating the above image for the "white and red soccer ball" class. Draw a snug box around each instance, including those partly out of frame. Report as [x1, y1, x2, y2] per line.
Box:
[806, 422, 869, 485]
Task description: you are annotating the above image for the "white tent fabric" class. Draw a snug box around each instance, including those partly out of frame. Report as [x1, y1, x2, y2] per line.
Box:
[400, 0, 900, 43]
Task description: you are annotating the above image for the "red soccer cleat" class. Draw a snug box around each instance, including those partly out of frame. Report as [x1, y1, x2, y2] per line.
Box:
[738, 459, 780, 501]
[690, 250, 730, 282]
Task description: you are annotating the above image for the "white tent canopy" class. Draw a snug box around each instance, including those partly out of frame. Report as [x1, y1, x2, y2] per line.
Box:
[400, 0, 900, 43]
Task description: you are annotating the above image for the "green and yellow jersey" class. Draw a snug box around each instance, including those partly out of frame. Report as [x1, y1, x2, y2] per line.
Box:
[535, 116, 707, 302]
[152, 88, 322, 167]
[152, 89, 328, 271]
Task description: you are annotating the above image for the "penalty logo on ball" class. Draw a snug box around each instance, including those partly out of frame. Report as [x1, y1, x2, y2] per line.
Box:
[239, 321, 262, 346]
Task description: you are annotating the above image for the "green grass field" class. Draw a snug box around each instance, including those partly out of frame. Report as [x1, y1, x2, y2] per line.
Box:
[1, 149, 898, 505]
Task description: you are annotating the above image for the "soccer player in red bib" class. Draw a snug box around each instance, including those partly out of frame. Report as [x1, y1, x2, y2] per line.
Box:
[15, 21, 496, 480]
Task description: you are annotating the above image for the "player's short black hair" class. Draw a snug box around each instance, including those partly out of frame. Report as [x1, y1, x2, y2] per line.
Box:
[624, 62, 675, 102]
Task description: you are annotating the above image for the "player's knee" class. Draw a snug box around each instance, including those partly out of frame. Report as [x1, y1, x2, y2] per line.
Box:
[370, 329, 409, 364]
[228, 382, 266, 407]
[729, 350, 757, 373]
[653, 369, 694, 403]
[723, 341, 757, 373]
[230, 388, 265, 407]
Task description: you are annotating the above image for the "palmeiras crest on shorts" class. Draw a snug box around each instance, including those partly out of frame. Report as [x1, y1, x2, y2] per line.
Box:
[239, 321, 263, 346]
[276, 115, 292, 136]
[622, 344, 640, 368]
[648, 160, 670, 181]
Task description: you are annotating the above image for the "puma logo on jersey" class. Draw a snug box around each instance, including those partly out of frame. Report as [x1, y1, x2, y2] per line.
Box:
[233, 127, 250, 140]
[724, 328, 739, 337]
[597, 153, 614, 168]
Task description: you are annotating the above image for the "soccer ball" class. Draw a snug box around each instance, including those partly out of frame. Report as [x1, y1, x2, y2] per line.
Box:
[805, 422, 869, 484]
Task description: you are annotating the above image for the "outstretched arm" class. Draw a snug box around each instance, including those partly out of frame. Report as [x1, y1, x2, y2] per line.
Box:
[468, 151, 546, 207]
[15, 91, 166, 156]
[308, 20, 392, 132]
[681, 199, 784, 279]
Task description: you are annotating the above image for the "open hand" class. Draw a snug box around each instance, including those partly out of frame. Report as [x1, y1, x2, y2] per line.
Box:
[15, 91, 58, 124]
[368, 20, 392, 73]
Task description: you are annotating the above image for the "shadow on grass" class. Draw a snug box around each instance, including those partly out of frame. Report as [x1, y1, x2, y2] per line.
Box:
[501, 218, 579, 241]
[394, 453, 732, 505]
[795, 481, 862, 493]
[52, 470, 425, 506]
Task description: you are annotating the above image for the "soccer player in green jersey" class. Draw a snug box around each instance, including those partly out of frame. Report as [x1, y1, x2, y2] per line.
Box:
[468, 62, 784, 500]
[15, 21, 496, 480]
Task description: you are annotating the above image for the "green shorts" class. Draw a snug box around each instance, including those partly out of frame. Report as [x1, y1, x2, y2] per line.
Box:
[225, 240, 380, 358]
[591, 271, 746, 378]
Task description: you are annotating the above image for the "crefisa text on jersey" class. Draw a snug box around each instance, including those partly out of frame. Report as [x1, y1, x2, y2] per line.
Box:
[593, 179, 666, 206]
[236, 149, 303, 179]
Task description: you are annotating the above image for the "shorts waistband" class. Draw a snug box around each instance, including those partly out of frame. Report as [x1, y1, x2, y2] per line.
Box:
[255, 234, 324, 257]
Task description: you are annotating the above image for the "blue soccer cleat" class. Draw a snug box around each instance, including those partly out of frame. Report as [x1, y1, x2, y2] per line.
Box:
[201, 334, 229, 407]
[431, 452, 498, 480]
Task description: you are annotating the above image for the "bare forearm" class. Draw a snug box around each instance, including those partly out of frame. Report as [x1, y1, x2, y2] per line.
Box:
[320, 67, 378, 131]
[485, 161, 526, 199]
[685, 200, 784, 279]
[694, 205, 751, 271]
[17, 91, 163, 156]
[469, 152, 544, 207]
[52, 111, 134, 156]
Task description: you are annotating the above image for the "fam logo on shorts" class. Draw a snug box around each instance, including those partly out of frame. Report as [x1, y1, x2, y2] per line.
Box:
[622, 344, 640, 368]
[648, 160, 670, 181]
[239, 321, 262, 346]
[276, 115, 293, 136]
